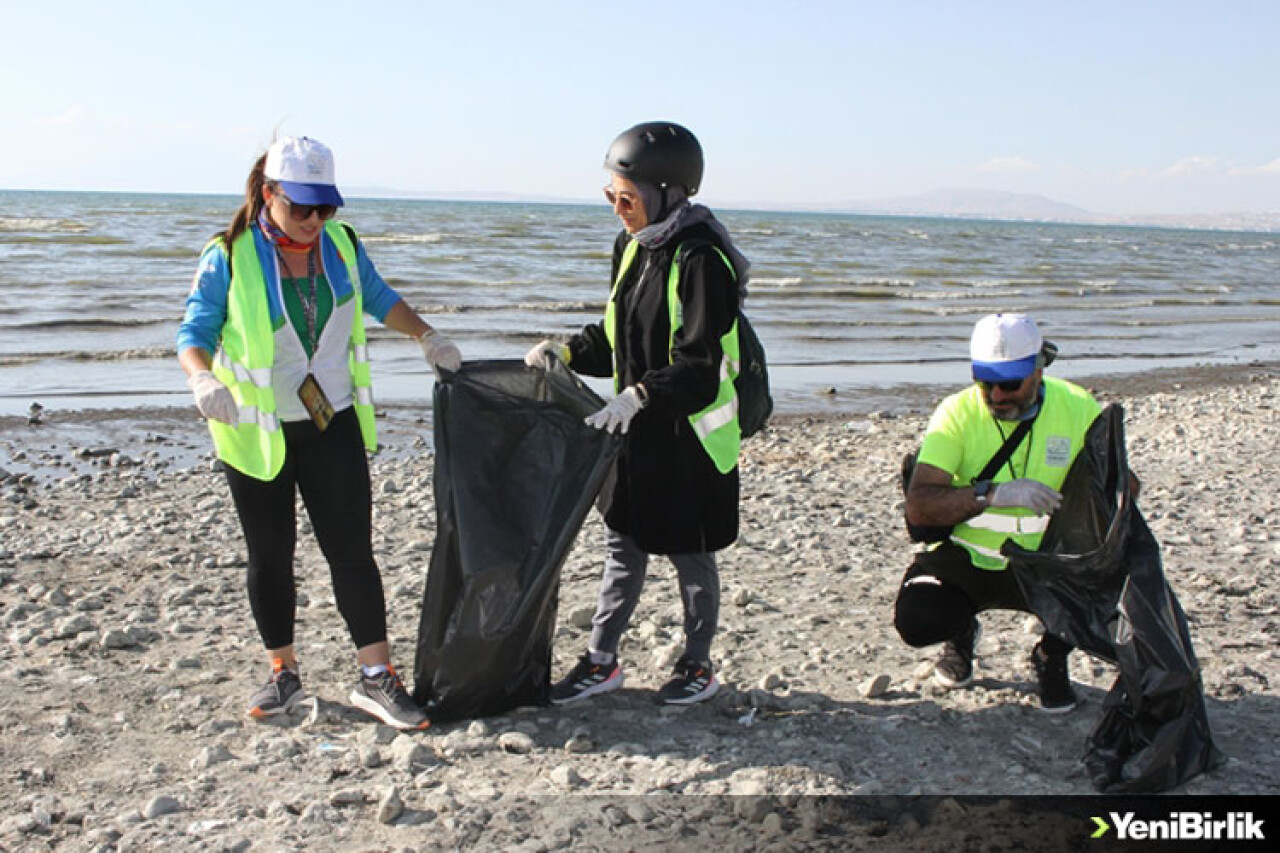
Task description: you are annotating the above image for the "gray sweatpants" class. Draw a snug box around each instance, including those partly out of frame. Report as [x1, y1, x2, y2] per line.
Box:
[588, 527, 720, 664]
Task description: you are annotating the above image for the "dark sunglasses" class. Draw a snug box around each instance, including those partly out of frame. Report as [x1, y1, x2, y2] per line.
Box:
[603, 186, 639, 213]
[975, 376, 1027, 393]
[277, 193, 337, 222]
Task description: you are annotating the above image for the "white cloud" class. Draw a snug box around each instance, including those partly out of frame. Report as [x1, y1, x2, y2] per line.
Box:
[1227, 157, 1280, 176]
[975, 156, 1040, 174]
[33, 105, 86, 126]
[1162, 155, 1226, 177]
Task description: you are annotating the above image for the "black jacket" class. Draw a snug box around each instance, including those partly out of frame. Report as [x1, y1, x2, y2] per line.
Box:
[568, 221, 740, 554]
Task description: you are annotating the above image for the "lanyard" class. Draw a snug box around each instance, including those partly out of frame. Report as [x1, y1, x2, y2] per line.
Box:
[275, 245, 319, 356]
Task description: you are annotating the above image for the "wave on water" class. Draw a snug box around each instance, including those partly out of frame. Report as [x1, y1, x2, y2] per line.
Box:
[0, 216, 88, 233]
[0, 347, 173, 367]
[361, 233, 445, 245]
[0, 234, 127, 245]
[123, 247, 197, 259]
[3, 317, 169, 331]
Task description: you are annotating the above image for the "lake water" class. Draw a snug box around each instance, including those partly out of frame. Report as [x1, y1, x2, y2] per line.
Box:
[1, 190, 1277, 419]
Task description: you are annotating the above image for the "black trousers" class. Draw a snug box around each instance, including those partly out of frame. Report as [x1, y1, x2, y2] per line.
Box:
[894, 541, 1071, 656]
[224, 407, 387, 651]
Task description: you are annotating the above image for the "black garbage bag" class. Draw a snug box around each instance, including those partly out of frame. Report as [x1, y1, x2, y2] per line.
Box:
[411, 359, 619, 721]
[1004, 404, 1224, 792]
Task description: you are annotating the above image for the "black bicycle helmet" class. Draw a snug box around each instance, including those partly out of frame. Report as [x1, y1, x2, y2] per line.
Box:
[604, 121, 704, 195]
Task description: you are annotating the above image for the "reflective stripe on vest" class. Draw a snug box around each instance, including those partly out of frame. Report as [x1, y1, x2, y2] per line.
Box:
[207, 221, 375, 480]
[604, 239, 741, 474]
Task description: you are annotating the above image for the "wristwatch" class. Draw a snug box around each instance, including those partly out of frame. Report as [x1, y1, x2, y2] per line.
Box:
[972, 480, 994, 507]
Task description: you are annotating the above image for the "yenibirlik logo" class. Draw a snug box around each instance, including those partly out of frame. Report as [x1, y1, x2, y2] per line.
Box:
[1091, 811, 1265, 841]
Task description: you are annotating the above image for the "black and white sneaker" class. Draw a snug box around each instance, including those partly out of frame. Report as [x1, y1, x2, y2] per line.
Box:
[550, 652, 624, 705]
[656, 657, 719, 705]
[349, 666, 431, 731]
[1031, 641, 1078, 714]
[247, 659, 305, 718]
[934, 618, 982, 689]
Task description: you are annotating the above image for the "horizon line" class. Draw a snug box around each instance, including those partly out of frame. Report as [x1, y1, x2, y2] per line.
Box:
[1, 186, 1277, 234]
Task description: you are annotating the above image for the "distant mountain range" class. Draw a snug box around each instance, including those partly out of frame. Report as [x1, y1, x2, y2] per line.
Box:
[841, 188, 1093, 222]
[828, 188, 1279, 232]
[346, 185, 1279, 233]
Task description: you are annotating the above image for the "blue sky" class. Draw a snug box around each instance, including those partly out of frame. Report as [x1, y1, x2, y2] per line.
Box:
[2, 0, 1276, 214]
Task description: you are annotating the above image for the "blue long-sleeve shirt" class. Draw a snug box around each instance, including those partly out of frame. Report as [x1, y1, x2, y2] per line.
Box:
[176, 222, 403, 356]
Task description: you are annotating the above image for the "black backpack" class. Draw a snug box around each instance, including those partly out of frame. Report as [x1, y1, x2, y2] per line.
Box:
[735, 310, 773, 438]
[675, 239, 773, 439]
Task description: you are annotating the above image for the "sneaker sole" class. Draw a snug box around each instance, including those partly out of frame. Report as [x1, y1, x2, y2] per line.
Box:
[933, 621, 982, 689]
[348, 691, 431, 731]
[550, 670, 624, 705]
[248, 688, 306, 718]
[933, 671, 974, 689]
[1036, 698, 1078, 715]
[659, 677, 720, 706]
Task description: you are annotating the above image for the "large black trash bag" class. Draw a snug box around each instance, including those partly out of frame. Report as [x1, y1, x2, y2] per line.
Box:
[1004, 404, 1224, 792]
[412, 359, 619, 721]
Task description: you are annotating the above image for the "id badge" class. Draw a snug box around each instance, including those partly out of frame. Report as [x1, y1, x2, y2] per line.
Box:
[298, 374, 335, 431]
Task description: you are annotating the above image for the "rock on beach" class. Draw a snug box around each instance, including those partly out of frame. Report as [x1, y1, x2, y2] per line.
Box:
[0, 366, 1277, 850]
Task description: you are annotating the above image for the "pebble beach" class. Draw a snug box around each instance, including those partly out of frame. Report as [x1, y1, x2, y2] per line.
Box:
[0, 363, 1277, 852]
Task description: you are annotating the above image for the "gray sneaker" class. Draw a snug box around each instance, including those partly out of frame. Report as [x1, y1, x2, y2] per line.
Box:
[248, 661, 305, 718]
[934, 619, 982, 689]
[349, 666, 430, 731]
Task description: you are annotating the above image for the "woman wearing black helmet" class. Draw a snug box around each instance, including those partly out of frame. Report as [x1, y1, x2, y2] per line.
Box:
[526, 121, 750, 705]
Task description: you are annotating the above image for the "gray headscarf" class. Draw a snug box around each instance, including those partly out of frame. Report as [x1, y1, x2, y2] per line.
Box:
[629, 184, 752, 302]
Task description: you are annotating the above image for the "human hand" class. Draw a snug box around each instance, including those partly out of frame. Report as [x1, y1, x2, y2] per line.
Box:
[188, 370, 238, 425]
[584, 386, 645, 434]
[417, 329, 462, 373]
[524, 339, 570, 369]
[989, 479, 1062, 514]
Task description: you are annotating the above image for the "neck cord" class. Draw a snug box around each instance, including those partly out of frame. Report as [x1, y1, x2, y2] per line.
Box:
[275, 244, 318, 356]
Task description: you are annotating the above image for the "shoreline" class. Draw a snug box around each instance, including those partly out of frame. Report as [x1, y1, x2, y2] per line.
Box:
[2, 360, 1274, 482]
[0, 360, 1277, 848]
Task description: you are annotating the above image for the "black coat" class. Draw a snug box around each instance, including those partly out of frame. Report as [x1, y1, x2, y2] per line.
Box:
[568, 221, 740, 554]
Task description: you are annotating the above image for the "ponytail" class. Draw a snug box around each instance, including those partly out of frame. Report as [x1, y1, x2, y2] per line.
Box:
[219, 153, 270, 248]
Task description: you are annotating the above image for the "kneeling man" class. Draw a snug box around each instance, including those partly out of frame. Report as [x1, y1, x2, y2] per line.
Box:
[896, 313, 1121, 712]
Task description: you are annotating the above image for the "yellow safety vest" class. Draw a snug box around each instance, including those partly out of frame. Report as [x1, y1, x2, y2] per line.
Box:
[921, 377, 1101, 569]
[604, 239, 741, 474]
[207, 221, 376, 480]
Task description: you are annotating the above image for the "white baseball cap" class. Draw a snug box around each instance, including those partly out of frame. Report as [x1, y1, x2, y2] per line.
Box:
[970, 313, 1042, 382]
[264, 136, 344, 207]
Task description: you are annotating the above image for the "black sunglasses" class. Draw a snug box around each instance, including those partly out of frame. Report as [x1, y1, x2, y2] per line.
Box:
[603, 186, 640, 213]
[975, 376, 1027, 393]
[277, 193, 337, 222]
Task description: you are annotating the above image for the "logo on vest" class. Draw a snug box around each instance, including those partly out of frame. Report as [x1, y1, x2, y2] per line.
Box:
[1045, 435, 1072, 467]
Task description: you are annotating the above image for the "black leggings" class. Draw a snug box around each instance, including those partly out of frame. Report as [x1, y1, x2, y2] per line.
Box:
[224, 407, 387, 651]
[894, 542, 1071, 656]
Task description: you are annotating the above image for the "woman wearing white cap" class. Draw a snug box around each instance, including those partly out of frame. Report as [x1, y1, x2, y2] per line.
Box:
[177, 136, 460, 730]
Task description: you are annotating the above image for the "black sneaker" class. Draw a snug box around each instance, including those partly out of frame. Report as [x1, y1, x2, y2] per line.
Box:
[656, 657, 719, 705]
[1031, 641, 1077, 713]
[349, 666, 431, 731]
[550, 652, 624, 705]
[934, 618, 981, 689]
[248, 659, 305, 718]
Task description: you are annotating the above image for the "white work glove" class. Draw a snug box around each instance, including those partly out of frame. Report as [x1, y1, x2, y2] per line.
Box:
[417, 328, 462, 373]
[584, 386, 645, 435]
[188, 370, 238, 425]
[989, 479, 1062, 514]
[524, 339, 570, 369]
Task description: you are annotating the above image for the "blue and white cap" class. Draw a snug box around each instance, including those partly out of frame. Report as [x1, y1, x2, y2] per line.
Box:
[264, 137, 344, 207]
[970, 313, 1042, 382]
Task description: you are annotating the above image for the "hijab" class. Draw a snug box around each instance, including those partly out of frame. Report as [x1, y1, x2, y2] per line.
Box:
[629, 183, 752, 301]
